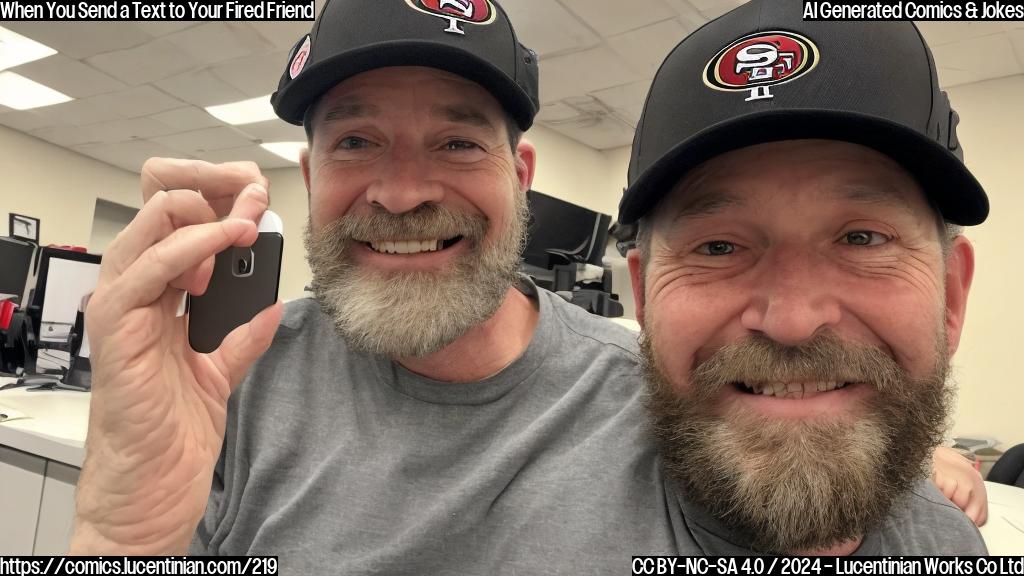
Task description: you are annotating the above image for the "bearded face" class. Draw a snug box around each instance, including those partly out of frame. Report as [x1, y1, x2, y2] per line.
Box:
[641, 321, 952, 553]
[304, 193, 529, 358]
[629, 140, 973, 554]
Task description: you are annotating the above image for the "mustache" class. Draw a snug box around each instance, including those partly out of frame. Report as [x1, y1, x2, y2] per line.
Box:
[675, 332, 907, 403]
[320, 203, 488, 244]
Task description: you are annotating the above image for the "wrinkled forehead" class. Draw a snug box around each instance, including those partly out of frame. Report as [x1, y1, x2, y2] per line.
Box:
[308, 66, 508, 130]
[651, 140, 937, 228]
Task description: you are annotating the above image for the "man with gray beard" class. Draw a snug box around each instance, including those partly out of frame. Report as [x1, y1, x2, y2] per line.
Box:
[305, 199, 528, 358]
[619, 0, 987, 555]
[69, 0, 687, 571]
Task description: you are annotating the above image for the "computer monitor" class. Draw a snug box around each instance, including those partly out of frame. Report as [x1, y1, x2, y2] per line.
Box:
[0, 236, 35, 304]
[29, 248, 101, 385]
[522, 190, 612, 269]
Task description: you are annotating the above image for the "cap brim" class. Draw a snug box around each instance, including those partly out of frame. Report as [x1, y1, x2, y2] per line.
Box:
[272, 40, 536, 131]
[621, 110, 989, 226]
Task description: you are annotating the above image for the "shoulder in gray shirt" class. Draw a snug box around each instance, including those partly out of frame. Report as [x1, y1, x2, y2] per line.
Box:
[192, 280, 986, 572]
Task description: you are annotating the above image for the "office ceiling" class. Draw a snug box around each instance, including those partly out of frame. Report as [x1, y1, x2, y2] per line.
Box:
[2, 0, 1023, 173]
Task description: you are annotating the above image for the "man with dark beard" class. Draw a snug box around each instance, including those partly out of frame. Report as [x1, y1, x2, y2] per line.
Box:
[620, 0, 987, 555]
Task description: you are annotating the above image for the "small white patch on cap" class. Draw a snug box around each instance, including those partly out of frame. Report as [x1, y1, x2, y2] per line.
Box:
[289, 35, 311, 80]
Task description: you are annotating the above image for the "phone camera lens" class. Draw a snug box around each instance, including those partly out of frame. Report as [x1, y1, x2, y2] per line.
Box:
[238, 259, 251, 274]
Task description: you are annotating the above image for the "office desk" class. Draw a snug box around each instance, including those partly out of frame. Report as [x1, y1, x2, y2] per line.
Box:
[0, 380, 88, 555]
[0, 385, 88, 467]
[980, 481, 1024, 554]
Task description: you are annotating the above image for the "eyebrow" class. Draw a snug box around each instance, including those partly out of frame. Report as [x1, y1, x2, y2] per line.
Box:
[833, 183, 917, 217]
[670, 189, 747, 224]
[430, 104, 498, 134]
[321, 102, 382, 123]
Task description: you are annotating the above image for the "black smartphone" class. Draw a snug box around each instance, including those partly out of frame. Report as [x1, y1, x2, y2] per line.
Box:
[188, 211, 283, 354]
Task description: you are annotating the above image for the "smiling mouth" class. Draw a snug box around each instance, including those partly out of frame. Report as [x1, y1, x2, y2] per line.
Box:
[735, 381, 855, 400]
[363, 236, 463, 255]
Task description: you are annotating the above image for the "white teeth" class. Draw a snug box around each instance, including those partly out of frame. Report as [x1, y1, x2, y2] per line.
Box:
[746, 381, 848, 399]
[369, 239, 443, 254]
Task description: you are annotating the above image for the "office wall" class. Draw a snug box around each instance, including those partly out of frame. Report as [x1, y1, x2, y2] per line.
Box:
[89, 199, 139, 254]
[1, 124, 140, 247]
[941, 75, 1024, 449]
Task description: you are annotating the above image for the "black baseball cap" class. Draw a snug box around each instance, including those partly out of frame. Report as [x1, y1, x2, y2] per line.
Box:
[619, 0, 989, 226]
[271, 0, 540, 131]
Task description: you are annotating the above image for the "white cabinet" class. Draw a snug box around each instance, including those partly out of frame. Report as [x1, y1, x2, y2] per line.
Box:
[0, 445, 79, 555]
[0, 445, 46, 555]
[35, 462, 80, 555]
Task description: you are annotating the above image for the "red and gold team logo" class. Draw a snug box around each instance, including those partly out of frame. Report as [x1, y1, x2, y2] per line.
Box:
[703, 31, 818, 101]
[405, 0, 497, 35]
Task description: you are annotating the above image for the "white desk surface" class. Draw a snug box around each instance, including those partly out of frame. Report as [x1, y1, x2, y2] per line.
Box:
[980, 481, 1024, 554]
[0, 377, 88, 468]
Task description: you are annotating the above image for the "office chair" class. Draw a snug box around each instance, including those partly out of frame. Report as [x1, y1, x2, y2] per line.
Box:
[987, 443, 1024, 488]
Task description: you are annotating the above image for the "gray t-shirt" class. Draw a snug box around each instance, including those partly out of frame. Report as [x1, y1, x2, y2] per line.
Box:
[191, 280, 985, 571]
[668, 479, 987, 555]
[192, 281, 683, 572]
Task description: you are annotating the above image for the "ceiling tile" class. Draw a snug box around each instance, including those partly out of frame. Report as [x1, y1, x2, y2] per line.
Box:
[544, 114, 636, 150]
[1009, 29, 1024, 71]
[151, 126, 258, 155]
[590, 80, 653, 126]
[607, 19, 692, 76]
[536, 101, 584, 123]
[132, 22, 200, 37]
[150, 106, 223, 132]
[233, 119, 306, 143]
[540, 46, 644, 103]
[29, 124, 102, 147]
[31, 98, 123, 126]
[197, 145, 299, 170]
[916, 21, 1018, 47]
[560, 0, 678, 37]
[936, 67, 981, 88]
[153, 69, 251, 108]
[2, 22, 153, 60]
[82, 86, 185, 119]
[209, 51, 290, 98]
[248, 21, 315, 51]
[693, 0, 746, 19]
[501, 0, 600, 57]
[73, 139, 194, 173]
[932, 34, 1022, 85]
[163, 23, 276, 67]
[9, 54, 127, 99]
[77, 117, 180, 143]
[0, 109, 56, 132]
[85, 38, 203, 85]
[662, 0, 709, 25]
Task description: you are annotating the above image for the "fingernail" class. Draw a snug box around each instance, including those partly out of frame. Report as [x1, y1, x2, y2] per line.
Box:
[250, 183, 267, 198]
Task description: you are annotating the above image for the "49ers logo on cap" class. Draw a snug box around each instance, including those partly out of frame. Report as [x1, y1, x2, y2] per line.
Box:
[704, 31, 818, 102]
[405, 0, 496, 35]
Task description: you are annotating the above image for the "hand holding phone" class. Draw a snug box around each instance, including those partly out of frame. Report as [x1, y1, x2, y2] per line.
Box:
[188, 211, 284, 353]
[74, 160, 283, 555]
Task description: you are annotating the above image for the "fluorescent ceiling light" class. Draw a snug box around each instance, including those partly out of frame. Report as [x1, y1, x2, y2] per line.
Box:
[206, 95, 276, 125]
[0, 72, 72, 110]
[261, 142, 306, 163]
[0, 26, 58, 70]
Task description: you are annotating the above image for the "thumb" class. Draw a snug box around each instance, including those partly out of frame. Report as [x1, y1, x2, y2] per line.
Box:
[210, 301, 284, 390]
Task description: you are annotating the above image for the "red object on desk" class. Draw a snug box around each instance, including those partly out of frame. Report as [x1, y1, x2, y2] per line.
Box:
[47, 244, 87, 253]
[0, 299, 15, 331]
